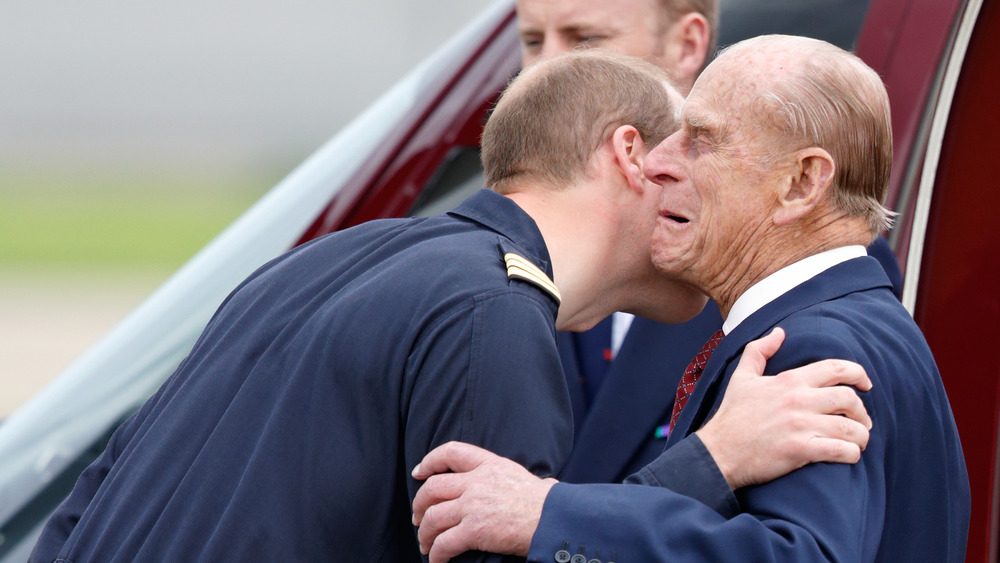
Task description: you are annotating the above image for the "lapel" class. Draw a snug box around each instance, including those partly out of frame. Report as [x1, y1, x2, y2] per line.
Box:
[559, 305, 722, 483]
[666, 256, 893, 445]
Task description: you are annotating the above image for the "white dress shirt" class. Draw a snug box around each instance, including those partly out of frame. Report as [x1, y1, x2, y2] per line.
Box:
[722, 245, 867, 335]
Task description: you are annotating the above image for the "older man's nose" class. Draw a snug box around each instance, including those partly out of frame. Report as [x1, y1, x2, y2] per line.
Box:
[644, 133, 685, 183]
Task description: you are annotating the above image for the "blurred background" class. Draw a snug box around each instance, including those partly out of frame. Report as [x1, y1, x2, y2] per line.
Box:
[0, 0, 494, 417]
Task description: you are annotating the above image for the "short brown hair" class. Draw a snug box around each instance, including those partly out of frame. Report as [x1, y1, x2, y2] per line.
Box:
[483, 50, 678, 193]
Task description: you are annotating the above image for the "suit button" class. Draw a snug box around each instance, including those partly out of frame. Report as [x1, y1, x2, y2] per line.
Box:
[571, 555, 586, 563]
[554, 550, 571, 563]
[588, 559, 601, 563]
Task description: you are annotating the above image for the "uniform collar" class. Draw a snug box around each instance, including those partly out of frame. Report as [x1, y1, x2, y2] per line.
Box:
[448, 189, 554, 274]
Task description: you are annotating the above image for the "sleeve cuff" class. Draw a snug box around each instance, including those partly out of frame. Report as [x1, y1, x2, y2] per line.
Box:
[624, 434, 739, 518]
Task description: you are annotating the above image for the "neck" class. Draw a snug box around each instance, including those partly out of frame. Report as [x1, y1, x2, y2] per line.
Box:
[506, 177, 700, 331]
[505, 186, 619, 331]
[708, 214, 871, 318]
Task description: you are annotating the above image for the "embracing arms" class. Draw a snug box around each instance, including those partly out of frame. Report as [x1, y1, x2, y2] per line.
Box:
[411, 328, 873, 562]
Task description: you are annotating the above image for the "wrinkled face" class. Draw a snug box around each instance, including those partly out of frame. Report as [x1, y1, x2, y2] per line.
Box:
[517, 0, 672, 68]
[643, 56, 785, 289]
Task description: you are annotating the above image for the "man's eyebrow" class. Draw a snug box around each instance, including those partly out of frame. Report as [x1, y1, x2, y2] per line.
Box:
[556, 23, 604, 36]
[518, 21, 600, 34]
[683, 111, 710, 132]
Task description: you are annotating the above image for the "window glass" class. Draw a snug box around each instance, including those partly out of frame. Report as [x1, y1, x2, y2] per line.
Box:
[717, 0, 874, 51]
[409, 146, 485, 217]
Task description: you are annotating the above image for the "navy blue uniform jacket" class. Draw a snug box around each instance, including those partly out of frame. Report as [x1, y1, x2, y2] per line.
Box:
[31, 189, 572, 563]
[530, 256, 970, 562]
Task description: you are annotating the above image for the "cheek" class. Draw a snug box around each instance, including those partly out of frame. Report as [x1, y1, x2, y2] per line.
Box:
[692, 166, 740, 228]
[609, 34, 656, 59]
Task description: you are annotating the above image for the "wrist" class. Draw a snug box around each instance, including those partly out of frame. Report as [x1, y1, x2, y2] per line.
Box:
[695, 428, 739, 489]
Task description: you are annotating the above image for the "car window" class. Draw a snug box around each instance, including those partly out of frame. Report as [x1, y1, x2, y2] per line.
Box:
[717, 0, 873, 51]
[409, 146, 485, 217]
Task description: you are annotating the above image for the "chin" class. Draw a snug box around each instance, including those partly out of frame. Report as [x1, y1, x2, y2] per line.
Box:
[649, 250, 689, 279]
[631, 284, 709, 325]
[671, 288, 710, 323]
[649, 237, 693, 276]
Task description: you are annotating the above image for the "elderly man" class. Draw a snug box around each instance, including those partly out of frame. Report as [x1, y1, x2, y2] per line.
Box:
[515, 0, 906, 486]
[29, 51, 872, 563]
[413, 36, 970, 562]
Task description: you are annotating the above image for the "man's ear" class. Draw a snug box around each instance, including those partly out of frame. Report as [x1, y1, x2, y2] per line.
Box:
[665, 13, 710, 89]
[774, 148, 836, 225]
[611, 125, 647, 194]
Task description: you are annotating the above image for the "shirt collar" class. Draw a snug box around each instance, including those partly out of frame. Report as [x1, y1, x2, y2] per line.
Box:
[723, 245, 867, 334]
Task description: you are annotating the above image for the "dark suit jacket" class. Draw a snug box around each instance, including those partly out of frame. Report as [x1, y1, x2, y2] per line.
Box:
[556, 305, 722, 484]
[531, 256, 970, 562]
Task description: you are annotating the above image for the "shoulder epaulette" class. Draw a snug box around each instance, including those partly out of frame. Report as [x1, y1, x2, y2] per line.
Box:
[504, 252, 561, 304]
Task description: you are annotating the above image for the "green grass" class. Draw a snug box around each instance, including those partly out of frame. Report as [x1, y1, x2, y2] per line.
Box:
[0, 170, 275, 273]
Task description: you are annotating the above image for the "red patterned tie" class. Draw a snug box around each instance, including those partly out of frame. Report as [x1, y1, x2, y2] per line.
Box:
[669, 329, 725, 433]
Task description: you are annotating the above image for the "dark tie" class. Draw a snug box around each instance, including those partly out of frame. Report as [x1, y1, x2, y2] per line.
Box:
[668, 329, 725, 433]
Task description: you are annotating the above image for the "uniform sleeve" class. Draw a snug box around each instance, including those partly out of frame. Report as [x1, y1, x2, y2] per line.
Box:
[527, 331, 881, 562]
[29, 399, 154, 561]
[29, 348, 199, 562]
[405, 290, 573, 563]
[29, 275, 270, 562]
[625, 433, 739, 518]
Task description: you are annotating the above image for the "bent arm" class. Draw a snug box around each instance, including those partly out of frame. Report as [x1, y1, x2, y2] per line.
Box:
[405, 291, 572, 562]
[29, 390, 163, 561]
[627, 328, 871, 516]
[532, 459, 871, 562]
[412, 329, 874, 561]
[529, 332, 881, 562]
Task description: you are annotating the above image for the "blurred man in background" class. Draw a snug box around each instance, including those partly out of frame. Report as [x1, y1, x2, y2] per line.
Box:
[518, 0, 716, 94]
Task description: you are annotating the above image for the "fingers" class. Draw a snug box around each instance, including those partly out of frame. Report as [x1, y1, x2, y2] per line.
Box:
[803, 436, 863, 465]
[412, 441, 495, 480]
[731, 327, 786, 382]
[428, 526, 477, 563]
[413, 473, 466, 526]
[778, 358, 873, 392]
[819, 385, 873, 431]
[804, 411, 871, 453]
[772, 361, 874, 430]
[775, 382, 872, 431]
[413, 442, 497, 528]
[417, 500, 484, 563]
[416, 498, 463, 556]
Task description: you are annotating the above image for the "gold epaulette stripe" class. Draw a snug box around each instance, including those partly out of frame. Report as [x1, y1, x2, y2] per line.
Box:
[504, 252, 561, 303]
